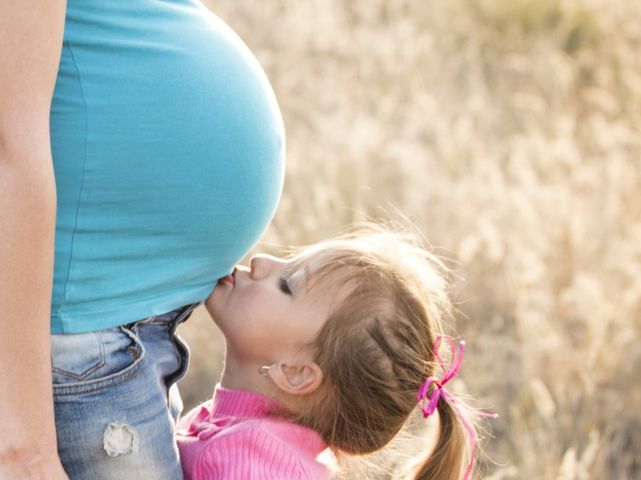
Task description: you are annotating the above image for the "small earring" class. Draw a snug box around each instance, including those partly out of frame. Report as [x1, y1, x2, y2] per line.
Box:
[258, 365, 271, 376]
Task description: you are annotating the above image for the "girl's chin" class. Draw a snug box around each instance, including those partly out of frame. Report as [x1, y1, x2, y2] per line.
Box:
[204, 291, 218, 317]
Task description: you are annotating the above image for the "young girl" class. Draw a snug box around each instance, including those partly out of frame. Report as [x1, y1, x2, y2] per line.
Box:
[177, 226, 495, 479]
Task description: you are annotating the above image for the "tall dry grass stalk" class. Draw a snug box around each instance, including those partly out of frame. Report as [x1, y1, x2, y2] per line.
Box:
[178, 0, 641, 478]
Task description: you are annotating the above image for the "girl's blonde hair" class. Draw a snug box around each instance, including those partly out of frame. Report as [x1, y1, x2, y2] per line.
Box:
[285, 225, 477, 480]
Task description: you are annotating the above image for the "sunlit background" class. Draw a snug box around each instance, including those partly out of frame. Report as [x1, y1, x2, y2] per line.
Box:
[177, 1, 641, 478]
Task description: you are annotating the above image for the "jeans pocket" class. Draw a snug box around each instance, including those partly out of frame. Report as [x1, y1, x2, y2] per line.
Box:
[166, 330, 191, 387]
[52, 327, 145, 397]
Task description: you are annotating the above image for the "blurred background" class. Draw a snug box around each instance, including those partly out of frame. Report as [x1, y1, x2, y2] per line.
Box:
[178, 0, 641, 478]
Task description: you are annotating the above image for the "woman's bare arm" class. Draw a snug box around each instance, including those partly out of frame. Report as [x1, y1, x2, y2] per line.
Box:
[0, 1, 69, 478]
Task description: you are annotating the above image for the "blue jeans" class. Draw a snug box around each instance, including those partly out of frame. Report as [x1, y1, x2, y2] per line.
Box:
[52, 304, 198, 480]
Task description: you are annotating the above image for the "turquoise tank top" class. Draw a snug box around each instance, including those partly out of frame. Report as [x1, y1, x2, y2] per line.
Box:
[50, 0, 285, 333]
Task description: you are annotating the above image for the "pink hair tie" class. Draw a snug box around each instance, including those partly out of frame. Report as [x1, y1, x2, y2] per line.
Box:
[417, 336, 498, 480]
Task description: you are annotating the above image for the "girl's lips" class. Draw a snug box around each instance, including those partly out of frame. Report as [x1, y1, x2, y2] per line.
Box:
[219, 268, 236, 286]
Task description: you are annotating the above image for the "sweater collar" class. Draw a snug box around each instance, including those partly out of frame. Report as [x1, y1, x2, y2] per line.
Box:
[211, 384, 281, 418]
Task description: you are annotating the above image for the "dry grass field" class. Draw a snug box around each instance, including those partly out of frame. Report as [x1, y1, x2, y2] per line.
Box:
[178, 0, 641, 478]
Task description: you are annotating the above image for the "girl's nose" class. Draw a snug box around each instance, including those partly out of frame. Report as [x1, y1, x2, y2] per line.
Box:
[249, 255, 284, 280]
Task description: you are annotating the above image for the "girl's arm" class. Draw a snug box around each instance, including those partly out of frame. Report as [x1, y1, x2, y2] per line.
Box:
[0, 1, 68, 478]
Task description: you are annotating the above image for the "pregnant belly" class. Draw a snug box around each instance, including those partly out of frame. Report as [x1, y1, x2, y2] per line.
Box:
[50, 1, 285, 324]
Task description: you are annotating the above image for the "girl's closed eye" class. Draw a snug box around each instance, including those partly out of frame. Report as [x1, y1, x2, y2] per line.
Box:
[280, 277, 292, 295]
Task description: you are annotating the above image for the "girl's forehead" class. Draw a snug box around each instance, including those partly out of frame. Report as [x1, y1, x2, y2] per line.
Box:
[288, 252, 360, 303]
[287, 250, 339, 283]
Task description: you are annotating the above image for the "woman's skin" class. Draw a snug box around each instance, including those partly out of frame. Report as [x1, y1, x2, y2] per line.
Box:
[0, 1, 69, 478]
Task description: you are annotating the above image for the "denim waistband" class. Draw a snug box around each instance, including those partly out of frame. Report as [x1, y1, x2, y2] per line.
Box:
[126, 302, 201, 328]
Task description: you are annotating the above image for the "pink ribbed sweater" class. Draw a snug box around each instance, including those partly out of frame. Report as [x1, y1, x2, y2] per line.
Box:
[177, 385, 333, 479]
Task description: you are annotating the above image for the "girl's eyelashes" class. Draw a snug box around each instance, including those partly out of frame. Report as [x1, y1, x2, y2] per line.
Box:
[279, 277, 292, 295]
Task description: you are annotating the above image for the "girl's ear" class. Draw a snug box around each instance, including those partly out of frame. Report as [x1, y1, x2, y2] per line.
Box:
[268, 361, 323, 396]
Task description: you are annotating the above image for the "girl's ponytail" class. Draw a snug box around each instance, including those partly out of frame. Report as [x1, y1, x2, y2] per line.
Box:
[413, 399, 469, 480]
[411, 336, 495, 480]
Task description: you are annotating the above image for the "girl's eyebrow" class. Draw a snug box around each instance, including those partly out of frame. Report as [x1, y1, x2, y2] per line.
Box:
[288, 263, 309, 296]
